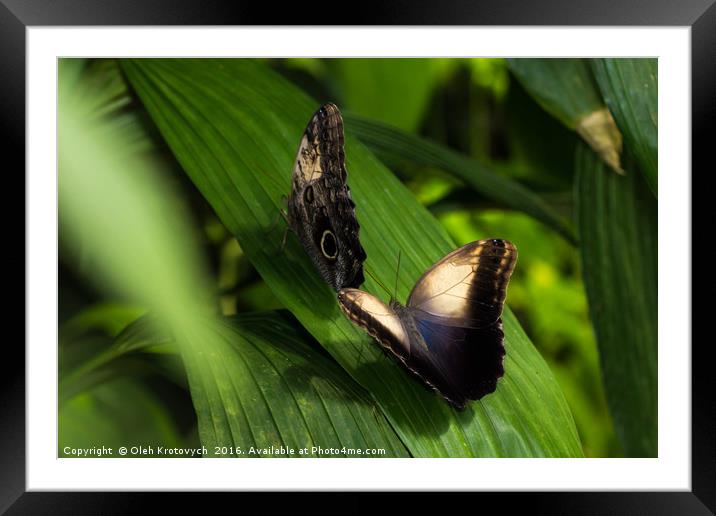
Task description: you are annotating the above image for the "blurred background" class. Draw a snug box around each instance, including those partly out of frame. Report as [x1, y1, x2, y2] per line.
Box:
[59, 58, 625, 457]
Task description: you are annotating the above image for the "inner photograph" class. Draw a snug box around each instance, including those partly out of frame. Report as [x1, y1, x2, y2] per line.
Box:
[57, 57, 657, 459]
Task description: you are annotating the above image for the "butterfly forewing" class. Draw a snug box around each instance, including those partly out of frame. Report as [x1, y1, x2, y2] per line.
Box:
[287, 103, 366, 290]
[406, 239, 517, 328]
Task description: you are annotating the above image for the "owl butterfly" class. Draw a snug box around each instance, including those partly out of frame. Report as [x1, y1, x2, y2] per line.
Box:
[338, 239, 517, 409]
[287, 103, 366, 291]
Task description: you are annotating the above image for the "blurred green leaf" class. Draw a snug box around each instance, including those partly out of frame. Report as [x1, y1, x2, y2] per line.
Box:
[575, 143, 657, 457]
[59, 377, 185, 457]
[465, 58, 510, 100]
[344, 112, 576, 244]
[59, 302, 146, 345]
[591, 59, 658, 197]
[59, 65, 212, 323]
[59, 312, 190, 406]
[122, 58, 583, 457]
[55, 59, 231, 457]
[508, 59, 624, 174]
[59, 56, 219, 418]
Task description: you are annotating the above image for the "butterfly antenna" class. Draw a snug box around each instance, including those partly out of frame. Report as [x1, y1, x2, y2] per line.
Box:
[393, 250, 402, 302]
[355, 341, 366, 366]
[365, 268, 392, 298]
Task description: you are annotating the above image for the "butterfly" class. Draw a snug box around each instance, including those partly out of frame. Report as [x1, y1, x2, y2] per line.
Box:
[286, 103, 366, 291]
[338, 239, 517, 409]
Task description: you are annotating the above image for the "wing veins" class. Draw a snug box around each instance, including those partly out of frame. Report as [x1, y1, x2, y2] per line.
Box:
[411, 268, 474, 308]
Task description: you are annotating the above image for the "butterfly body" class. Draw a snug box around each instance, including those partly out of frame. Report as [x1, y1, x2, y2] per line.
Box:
[287, 103, 366, 291]
[338, 239, 517, 409]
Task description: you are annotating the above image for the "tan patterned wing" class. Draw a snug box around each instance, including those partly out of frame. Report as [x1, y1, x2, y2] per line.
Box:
[337, 288, 410, 358]
[290, 102, 345, 188]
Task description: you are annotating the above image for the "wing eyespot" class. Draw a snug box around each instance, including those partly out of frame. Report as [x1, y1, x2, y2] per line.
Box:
[320, 230, 338, 260]
[303, 185, 314, 204]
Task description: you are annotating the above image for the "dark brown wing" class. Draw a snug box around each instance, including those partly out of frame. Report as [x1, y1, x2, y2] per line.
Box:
[406, 240, 517, 328]
[408, 316, 506, 408]
[287, 104, 366, 290]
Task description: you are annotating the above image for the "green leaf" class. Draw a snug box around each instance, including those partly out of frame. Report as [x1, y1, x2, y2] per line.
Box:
[591, 59, 658, 197]
[122, 58, 583, 457]
[59, 56, 221, 409]
[508, 59, 624, 174]
[114, 312, 410, 457]
[575, 143, 657, 457]
[59, 63, 213, 324]
[343, 112, 576, 244]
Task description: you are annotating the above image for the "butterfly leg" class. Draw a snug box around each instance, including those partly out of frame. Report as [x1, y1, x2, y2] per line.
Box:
[355, 340, 367, 365]
[267, 197, 290, 232]
[280, 224, 290, 252]
[265, 196, 292, 251]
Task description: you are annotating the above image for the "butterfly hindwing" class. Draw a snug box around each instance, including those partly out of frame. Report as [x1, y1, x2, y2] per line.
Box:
[287, 103, 366, 290]
[411, 316, 506, 407]
[338, 287, 508, 409]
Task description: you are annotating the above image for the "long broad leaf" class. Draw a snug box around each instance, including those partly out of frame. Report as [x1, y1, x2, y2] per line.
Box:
[344, 112, 576, 244]
[591, 59, 658, 197]
[123, 58, 583, 457]
[575, 143, 657, 457]
[115, 312, 410, 457]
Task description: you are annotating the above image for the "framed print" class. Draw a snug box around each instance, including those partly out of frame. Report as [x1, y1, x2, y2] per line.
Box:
[4, 0, 711, 512]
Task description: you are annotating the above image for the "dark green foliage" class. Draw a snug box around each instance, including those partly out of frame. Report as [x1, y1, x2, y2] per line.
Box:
[575, 144, 657, 456]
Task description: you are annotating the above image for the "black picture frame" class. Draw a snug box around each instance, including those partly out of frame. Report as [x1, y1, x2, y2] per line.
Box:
[4, 0, 709, 513]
